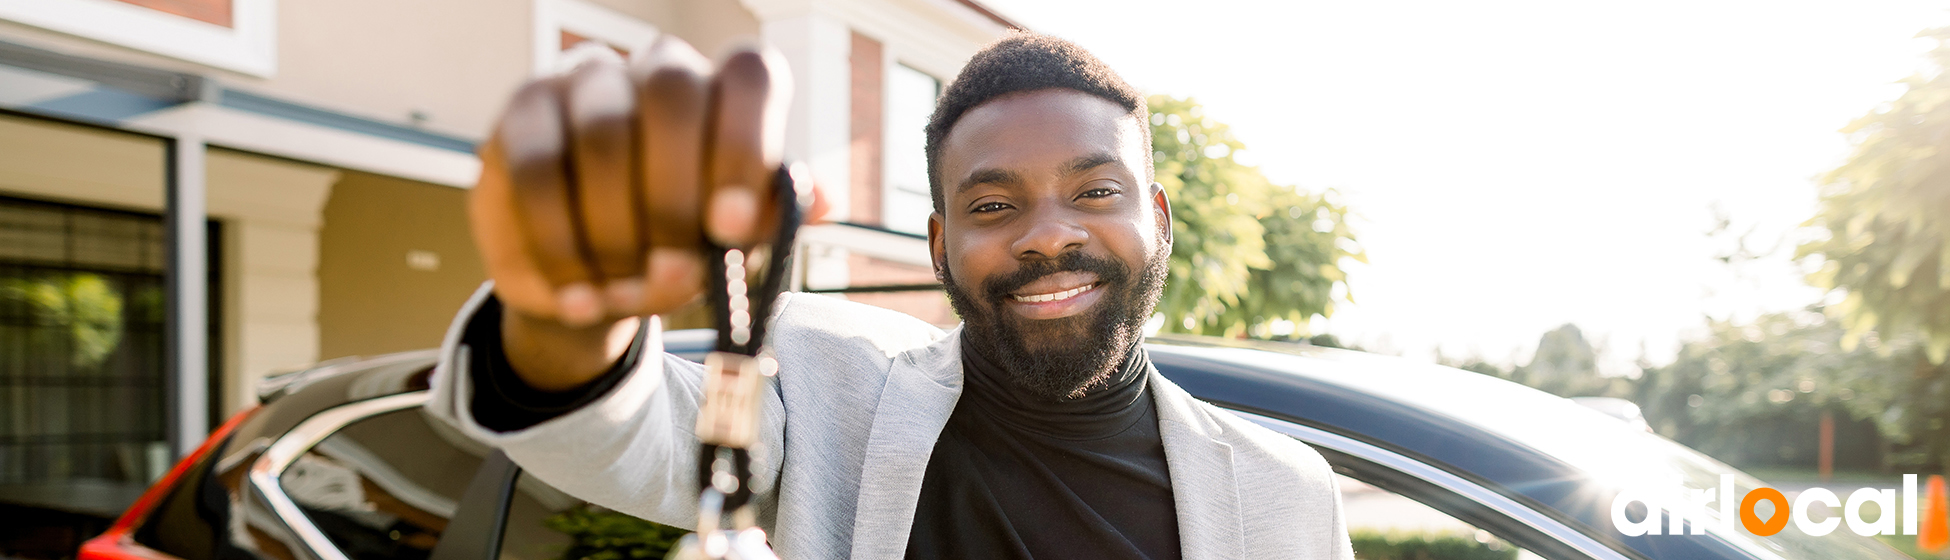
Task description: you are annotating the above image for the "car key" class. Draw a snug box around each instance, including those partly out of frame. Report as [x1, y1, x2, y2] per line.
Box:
[672, 164, 806, 560]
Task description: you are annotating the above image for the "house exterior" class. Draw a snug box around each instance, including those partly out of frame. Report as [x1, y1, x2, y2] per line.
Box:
[0, 0, 1007, 550]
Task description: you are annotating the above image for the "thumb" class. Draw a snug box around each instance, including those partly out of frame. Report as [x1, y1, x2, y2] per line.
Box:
[805, 182, 833, 225]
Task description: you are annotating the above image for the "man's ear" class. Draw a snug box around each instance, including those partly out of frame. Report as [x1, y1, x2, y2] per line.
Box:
[1150, 182, 1173, 247]
[928, 211, 948, 282]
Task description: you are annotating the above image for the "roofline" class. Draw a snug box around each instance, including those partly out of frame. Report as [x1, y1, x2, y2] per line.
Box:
[952, 0, 1026, 30]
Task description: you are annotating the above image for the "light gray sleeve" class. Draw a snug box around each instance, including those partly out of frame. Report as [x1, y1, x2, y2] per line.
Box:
[1325, 470, 1355, 560]
[423, 282, 786, 529]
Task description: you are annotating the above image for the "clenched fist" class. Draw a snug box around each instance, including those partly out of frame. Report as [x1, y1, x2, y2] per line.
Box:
[470, 37, 797, 390]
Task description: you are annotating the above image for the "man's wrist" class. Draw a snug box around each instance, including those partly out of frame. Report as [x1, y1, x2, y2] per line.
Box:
[500, 306, 643, 392]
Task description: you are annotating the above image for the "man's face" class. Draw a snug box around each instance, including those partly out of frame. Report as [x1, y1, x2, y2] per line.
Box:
[929, 88, 1171, 401]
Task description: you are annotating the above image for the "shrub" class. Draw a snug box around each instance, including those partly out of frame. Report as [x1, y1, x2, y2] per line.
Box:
[1349, 530, 1518, 560]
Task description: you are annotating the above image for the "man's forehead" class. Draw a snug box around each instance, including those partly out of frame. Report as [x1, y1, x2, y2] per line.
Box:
[939, 89, 1146, 183]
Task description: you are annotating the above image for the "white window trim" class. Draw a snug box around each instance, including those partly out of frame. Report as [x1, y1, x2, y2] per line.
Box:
[880, 58, 940, 235]
[0, 0, 276, 77]
[531, 0, 659, 76]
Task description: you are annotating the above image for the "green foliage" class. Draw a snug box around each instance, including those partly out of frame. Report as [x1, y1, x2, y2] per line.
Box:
[1440, 324, 1626, 398]
[542, 506, 688, 560]
[1148, 95, 1364, 337]
[0, 273, 125, 368]
[1800, 27, 1950, 364]
[1515, 324, 1617, 397]
[1348, 530, 1518, 560]
[1633, 308, 1950, 469]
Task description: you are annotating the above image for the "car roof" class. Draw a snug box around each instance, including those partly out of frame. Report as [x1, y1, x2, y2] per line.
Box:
[1143, 336, 1722, 544]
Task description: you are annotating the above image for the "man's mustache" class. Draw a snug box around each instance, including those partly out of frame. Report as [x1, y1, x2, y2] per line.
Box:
[980, 251, 1131, 303]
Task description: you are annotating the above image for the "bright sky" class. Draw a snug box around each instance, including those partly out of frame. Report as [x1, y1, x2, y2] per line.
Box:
[975, 0, 1949, 373]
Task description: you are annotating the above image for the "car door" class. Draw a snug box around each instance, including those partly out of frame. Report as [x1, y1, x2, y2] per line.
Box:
[248, 392, 494, 560]
[1227, 409, 1645, 560]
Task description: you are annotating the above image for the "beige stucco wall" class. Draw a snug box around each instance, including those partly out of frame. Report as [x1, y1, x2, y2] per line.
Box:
[0, 0, 760, 142]
[0, 114, 338, 415]
[207, 149, 337, 415]
[315, 171, 485, 361]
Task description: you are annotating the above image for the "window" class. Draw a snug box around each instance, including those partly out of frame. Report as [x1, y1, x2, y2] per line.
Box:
[531, 0, 658, 75]
[882, 64, 940, 235]
[0, 197, 180, 501]
[278, 407, 487, 560]
[0, 0, 275, 76]
[1338, 473, 1548, 560]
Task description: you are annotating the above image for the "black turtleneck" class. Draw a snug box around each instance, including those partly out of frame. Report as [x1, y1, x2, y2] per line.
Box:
[903, 338, 1181, 559]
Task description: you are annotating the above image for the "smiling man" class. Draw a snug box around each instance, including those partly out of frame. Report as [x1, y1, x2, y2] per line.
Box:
[431, 33, 1351, 559]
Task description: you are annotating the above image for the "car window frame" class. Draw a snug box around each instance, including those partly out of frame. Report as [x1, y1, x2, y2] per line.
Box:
[246, 391, 431, 560]
[1226, 408, 1641, 560]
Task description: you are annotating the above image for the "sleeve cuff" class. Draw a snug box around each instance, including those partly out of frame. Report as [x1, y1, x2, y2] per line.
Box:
[464, 295, 647, 432]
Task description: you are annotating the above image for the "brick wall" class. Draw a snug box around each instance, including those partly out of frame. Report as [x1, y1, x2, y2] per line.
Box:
[113, 0, 231, 27]
[848, 31, 883, 225]
[845, 253, 955, 326]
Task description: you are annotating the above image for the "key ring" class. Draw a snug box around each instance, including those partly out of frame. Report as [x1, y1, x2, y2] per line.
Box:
[679, 164, 806, 560]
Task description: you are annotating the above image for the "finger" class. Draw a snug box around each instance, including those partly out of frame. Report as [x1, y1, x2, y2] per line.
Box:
[641, 247, 705, 313]
[629, 37, 714, 314]
[805, 181, 833, 225]
[471, 139, 560, 318]
[500, 78, 603, 325]
[705, 45, 792, 247]
[562, 53, 642, 288]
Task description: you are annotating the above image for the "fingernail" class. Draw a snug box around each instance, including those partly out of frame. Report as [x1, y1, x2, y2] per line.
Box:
[707, 187, 757, 246]
[605, 280, 644, 311]
[557, 283, 603, 326]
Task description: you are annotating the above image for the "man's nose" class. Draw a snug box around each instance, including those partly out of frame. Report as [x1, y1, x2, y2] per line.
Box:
[1010, 211, 1088, 259]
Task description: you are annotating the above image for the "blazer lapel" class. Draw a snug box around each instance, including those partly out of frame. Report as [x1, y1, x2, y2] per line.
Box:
[848, 329, 966, 559]
[1152, 370, 1247, 560]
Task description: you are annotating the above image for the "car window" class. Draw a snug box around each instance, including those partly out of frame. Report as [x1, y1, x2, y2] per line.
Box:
[277, 407, 487, 560]
[1338, 473, 1553, 560]
[498, 471, 690, 560]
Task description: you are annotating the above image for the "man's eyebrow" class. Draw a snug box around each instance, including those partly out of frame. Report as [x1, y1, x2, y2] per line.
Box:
[952, 153, 1121, 197]
[955, 168, 1022, 196]
[1060, 153, 1120, 176]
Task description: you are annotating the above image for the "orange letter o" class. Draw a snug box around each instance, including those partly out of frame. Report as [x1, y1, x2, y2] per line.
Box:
[1740, 488, 1790, 536]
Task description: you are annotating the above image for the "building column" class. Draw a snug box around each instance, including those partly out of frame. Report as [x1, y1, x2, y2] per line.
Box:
[165, 136, 209, 458]
[762, 12, 855, 292]
[206, 150, 337, 417]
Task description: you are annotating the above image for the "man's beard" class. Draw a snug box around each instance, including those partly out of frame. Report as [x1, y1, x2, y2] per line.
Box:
[942, 244, 1169, 401]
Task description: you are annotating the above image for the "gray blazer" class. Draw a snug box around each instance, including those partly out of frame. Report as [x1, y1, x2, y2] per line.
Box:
[428, 284, 1353, 559]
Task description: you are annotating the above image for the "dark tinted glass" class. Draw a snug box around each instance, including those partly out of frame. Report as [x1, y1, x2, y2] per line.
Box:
[0, 197, 170, 496]
[278, 407, 486, 560]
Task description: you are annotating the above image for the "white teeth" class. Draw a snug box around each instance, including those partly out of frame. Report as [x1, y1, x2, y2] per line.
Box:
[1013, 284, 1093, 303]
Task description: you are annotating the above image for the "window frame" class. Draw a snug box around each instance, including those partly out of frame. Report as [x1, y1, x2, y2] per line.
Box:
[1226, 408, 1636, 560]
[529, 0, 658, 76]
[246, 390, 430, 560]
[878, 62, 940, 235]
[0, 0, 276, 76]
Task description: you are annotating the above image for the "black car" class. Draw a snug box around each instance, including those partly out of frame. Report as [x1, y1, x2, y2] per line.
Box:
[81, 331, 1909, 560]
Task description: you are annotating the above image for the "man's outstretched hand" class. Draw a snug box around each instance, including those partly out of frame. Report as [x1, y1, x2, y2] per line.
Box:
[471, 37, 792, 391]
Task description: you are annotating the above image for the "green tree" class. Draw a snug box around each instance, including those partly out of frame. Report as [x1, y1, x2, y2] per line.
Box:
[1515, 324, 1612, 397]
[1633, 308, 1949, 470]
[1800, 27, 1950, 364]
[1148, 95, 1363, 337]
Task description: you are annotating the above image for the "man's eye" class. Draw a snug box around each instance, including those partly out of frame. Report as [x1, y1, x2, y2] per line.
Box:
[974, 202, 1011, 213]
[1081, 187, 1119, 198]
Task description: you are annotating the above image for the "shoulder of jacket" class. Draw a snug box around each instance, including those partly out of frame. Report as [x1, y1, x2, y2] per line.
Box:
[1204, 402, 1335, 480]
[771, 292, 949, 358]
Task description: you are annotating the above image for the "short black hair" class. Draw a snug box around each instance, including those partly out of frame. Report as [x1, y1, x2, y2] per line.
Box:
[924, 32, 1152, 213]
